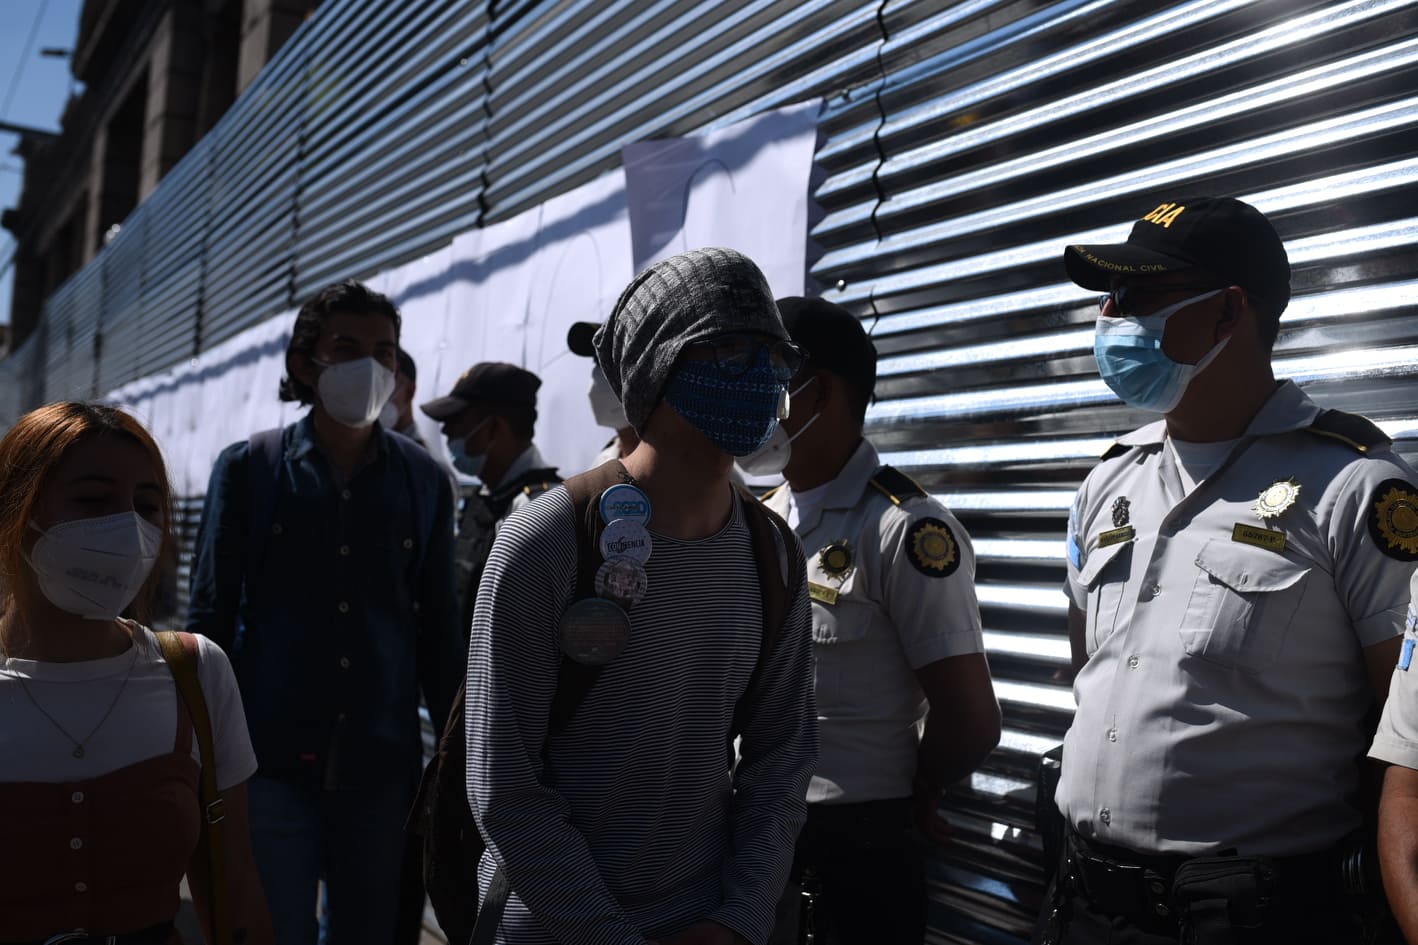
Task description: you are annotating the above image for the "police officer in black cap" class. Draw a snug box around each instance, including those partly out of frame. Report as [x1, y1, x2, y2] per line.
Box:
[421, 362, 561, 633]
[751, 297, 1001, 945]
[1044, 196, 1416, 944]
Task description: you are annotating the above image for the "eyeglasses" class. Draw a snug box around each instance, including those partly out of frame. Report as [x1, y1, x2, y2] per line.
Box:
[684, 335, 805, 381]
[1098, 283, 1226, 319]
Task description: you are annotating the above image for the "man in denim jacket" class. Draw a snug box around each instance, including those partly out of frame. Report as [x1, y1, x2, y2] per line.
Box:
[188, 280, 462, 945]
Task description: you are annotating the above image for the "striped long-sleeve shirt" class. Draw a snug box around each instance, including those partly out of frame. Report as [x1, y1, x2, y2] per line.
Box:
[466, 486, 817, 945]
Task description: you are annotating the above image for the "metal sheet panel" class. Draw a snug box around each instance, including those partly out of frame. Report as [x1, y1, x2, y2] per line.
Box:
[10, 4, 1418, 943]
[292, 0, 491, 296]
[808, 2, 1418, 940]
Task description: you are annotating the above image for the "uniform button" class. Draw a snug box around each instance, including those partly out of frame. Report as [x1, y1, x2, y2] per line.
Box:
[75, 882, 88, 893]
[339, 545, 351, 556]
[271, 523, 283, 536]
[402, 538, 413, 549]
[1148, 583, 1161, 597]
[339, 656, 351, 669]
[337, 601, 350, 614]
[71, 791, 84, 804]
[1107, 728, 1118, 742]
[1149, 880, 1166, 896]
[1099, 807, 1112, 826]
[70, 837, 83, 850]
[1238, 575, 1249, 586]
[1128, 655, 1140, 669]
[341, 489, 352, 501]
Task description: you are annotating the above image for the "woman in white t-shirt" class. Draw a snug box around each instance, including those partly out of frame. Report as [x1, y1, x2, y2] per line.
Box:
[0, 402, 272, 945]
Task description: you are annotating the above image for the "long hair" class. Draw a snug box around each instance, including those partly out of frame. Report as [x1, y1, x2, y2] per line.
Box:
[0, 402, 174, 628]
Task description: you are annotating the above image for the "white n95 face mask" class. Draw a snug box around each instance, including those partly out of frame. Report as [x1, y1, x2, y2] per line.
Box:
[588, 366, 629, 431]
[316, 357, 397, 428]
[27, 512, 163, 620]
[378, 397, 400, 430]
[737, 378, 820, 477]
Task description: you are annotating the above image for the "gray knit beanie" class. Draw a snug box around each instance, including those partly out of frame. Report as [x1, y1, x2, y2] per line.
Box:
[593, 248, 788, 431]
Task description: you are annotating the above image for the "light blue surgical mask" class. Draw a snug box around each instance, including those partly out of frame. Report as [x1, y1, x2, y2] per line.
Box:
[447, 418, 489, 478]
[1093, 289, 1227, 413]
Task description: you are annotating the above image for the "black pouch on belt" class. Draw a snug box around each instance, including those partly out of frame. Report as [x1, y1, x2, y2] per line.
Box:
[1171, 856, 1276, 945]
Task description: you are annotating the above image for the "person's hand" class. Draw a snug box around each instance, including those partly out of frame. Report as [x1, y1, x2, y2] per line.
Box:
[656, 920, 751, 945]
[914, 778, 953, 845]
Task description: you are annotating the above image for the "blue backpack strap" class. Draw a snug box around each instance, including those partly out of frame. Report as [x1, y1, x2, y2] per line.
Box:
[244, 428, 286, 578]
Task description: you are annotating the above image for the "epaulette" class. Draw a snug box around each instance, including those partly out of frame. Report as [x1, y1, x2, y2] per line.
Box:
[869, 465, 928, 507]
[522, 481, 555, 497]
[1306, 409, 1390, 454]
[759, 483, 784, 503]
[1100, 441, 1131, 461]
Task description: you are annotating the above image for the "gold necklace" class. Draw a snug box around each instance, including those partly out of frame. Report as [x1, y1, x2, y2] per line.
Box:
[2, 643, 140, 759]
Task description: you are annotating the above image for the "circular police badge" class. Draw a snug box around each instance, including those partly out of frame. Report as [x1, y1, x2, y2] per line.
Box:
[818, 541, 854, 581]
[1252, 477, 1300, 520]
[594, 557, 648, 608]
[557, 598, 631, 666]
[599, 519, 653, 565]
[599, 484, 652, 527]
[907, 517, 959, 578]
[1369, 479, 1418, 561]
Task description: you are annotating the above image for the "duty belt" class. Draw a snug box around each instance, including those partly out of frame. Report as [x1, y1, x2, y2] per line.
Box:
[1065, 828, 1342, 932]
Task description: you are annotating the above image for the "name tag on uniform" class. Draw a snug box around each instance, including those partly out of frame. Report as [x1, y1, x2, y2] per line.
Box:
[1097, 526, 1135, 548]
[1232, 522, 1287, 553]
[808, 581, 839, 606]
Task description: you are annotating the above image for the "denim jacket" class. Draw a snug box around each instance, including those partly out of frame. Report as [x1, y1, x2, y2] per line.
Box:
[186, 414, 463, 788]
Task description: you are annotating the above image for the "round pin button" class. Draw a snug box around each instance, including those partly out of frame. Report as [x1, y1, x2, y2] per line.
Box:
[599, 519, 652, 565]
[558, 598, 632, 666]
[599, 484, 652, 527]
[594, 557, 648, 607]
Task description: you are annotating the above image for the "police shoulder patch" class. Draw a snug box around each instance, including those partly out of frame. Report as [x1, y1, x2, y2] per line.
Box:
[1368, 478, 1418, 561]
[906, 516, 960, 578]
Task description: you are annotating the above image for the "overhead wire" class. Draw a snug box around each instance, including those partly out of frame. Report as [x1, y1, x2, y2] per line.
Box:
[1, 0, 51, 121]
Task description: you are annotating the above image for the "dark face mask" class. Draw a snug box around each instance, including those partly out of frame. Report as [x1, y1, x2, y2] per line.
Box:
[663, 348, 787, 456]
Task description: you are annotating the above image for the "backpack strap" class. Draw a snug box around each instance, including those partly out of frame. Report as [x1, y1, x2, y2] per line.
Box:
[733, 487, 801, 739]
[156, 631, 231, 945]
[546, 460, 633, 737]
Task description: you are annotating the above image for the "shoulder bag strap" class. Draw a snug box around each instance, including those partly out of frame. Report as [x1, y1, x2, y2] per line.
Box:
[157, 630, 231, 945]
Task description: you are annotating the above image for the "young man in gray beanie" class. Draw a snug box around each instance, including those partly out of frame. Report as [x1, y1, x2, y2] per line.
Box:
[464, 247, 818, 945]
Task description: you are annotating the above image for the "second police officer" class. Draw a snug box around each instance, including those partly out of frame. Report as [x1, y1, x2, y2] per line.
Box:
[749, 296, 1002, 945]
[1044, 196, 1418, 944]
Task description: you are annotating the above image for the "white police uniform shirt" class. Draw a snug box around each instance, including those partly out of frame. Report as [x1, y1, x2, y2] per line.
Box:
[1370, 570, 1418, 769]
[1061, 380, 1418, 856]
[763, 439, 984, 804]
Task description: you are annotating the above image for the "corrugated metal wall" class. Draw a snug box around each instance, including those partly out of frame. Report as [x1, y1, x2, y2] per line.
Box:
[6, 2, 1418, 942]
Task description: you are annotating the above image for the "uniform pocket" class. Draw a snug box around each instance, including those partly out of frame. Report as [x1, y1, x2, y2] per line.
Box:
[1078, 540, 1132, 654]
[811, 569, 870, 645]
[1180, 539, 1310, 674]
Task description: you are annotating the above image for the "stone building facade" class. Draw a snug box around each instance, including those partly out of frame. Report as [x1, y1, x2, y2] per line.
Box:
[2, 0, 319, 347]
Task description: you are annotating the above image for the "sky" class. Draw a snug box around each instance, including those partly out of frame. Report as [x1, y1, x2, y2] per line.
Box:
[0, 0, 86, 327]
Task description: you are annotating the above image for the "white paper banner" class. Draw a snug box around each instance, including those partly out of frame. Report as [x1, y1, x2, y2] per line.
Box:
[623, 101, 820, 298]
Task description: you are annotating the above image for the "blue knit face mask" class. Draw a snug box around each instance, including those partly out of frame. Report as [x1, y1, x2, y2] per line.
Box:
[663, 347, 789, 456]
[1094, 289, 1226, 413]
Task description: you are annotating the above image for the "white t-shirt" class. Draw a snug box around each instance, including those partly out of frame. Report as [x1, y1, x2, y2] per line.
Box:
[1168, 435, 1240, 493]
[0, 624, 257, 790]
